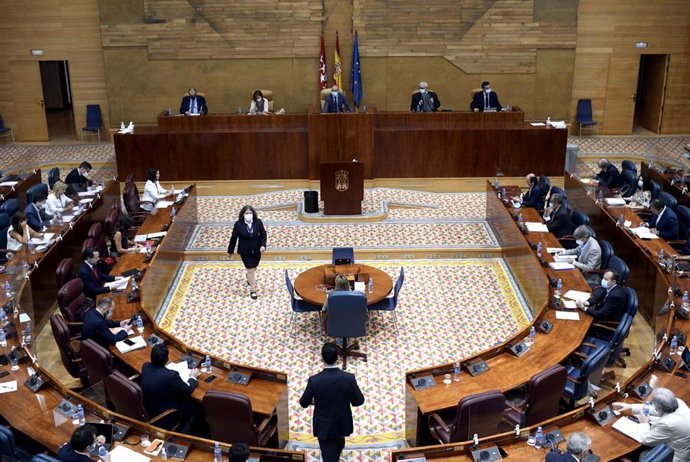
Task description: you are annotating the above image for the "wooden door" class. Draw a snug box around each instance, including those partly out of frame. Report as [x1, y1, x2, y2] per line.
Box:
[638, 55, 669, 134]
[9, 61, 48, 141]
[603, 55, 640, 134]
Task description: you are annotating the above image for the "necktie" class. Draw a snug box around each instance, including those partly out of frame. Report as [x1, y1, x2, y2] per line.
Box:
[92, 265, 99, 281]
[191, 97, 196, 114]
[484, 93, 488, 109]
[334, 94, 338, 113]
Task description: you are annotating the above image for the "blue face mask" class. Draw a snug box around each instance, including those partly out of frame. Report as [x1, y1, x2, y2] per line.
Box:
[601, 279, 610, 289]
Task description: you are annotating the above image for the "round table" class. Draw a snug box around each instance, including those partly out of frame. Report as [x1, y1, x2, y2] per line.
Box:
[293, 263, 393, 306]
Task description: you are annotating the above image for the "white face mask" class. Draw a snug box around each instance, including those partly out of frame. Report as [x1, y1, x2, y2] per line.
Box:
[576, 239, 584, 246]
[419, 88, 427, 94]
[638, 179, 644, 188]
[82, 170, 89, 178]
[244, 213, 253, 223]
[255, 97, 262, 102]
[484, 88, 492, 94]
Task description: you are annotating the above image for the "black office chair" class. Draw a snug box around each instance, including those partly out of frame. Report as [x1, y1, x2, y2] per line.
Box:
[368, 267, 404, 335]
[332, 247, 355, 265]
[326, 291, 368, 369]
[285, 269, 322, 334]
[619, 170, 638, 197]
[649, 180, 661, 200]
[563, 342, 610, 407]
[606, 256, 629, 284]
[658, 191, 678, 211]
[599, 240, 614, 268]
[47, 167, 60, 189]
[26, 183, 49, 206]
[571, 209, 590, 228]
[621, 160, 637, 174]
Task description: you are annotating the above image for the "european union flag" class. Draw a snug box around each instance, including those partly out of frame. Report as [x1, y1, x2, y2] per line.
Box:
[350, 32, 363, 107]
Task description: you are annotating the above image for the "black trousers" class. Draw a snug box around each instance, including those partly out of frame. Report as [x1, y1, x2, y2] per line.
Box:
[318, 437, 345, 462]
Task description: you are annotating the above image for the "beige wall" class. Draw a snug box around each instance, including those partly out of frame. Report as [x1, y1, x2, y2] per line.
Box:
[0, 0, 110, 141]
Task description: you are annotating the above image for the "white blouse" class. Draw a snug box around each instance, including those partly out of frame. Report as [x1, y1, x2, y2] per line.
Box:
[6, 225, 27, 251]
[249, 98, 269, 114]
[141, 180, 167, 211]
[45, 193, 73, 216]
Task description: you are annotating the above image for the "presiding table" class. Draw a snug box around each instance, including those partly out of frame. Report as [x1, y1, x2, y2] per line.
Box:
[293, 263, 393, 306]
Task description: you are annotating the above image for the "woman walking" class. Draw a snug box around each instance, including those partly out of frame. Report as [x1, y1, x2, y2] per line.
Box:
[227, 205, 267, 300]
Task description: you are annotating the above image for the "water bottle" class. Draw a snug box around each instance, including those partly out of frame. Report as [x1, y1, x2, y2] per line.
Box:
[536, 242, 542, 258]
[98, 444, 108, 458]
[214, 442, 222, 462]
[368, 277, 374, 294]
[618, 214, 625, 227]
[4, 281, 12, 300]
[501, 187, 506, 200]
[453, 362, 461, 382]
[161, 446, 167, 460]
[517, 213, 524, 227]
[546, 116, 551, 126]
[77, 404, 85, 426]
[658, 249, 664, 264]
[555, 278, 563, 298]
[0, 308, 6, 327]
[132, 278, 139, 291]
[529, 326, 536, 345]
[642, 401, 651, 419]
[534, 426, 544, 448]
[170, 207, 176, 219]
[493, 177, 499, 190]
[136, 315, 144, 333]
[670, 335, 678, 355]
[683, 292, 689, 309]
[0, 328, 6, 350]
[204, 355, 212, 373]
[597, 189, 604, 204]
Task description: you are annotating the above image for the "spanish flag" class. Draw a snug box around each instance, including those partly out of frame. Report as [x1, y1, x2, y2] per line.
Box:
[333, 31, 342, 89]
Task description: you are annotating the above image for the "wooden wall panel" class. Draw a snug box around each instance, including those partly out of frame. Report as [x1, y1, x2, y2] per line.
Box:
[0, 0, 111, 141]
[570, 0, 690, 134]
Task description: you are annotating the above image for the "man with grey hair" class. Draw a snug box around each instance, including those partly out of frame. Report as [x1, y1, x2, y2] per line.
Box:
[543, 193, 573, 238]
[557, 225, 602, 286]
[546, 432, 592, 462]
[595, 158, 621, 188]
[410, 81, 440, 112]
[614, 387, 690, 462]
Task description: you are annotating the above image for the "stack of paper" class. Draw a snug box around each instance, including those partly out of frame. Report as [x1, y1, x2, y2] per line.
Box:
[0, 380, 18, 394]
[109, 445, 151, 462]
[555, 311, 580, 321]
[166, 361, 194, 385]
[562, 299, 578, 309]
[549, 262, 575, 270]
[77, 190, 98, 197]
[525, 222, 549, 232]
[146, 231, 167, 239]
[563, 290, 591, 302]
[0, 181, 19, 187]
[29, 233, 55, 245]
[546, 247, 565, 254]
[78, 198, 94, 205]
[554, 254, 577, 263]
[115, 336, 147, 354]
[605, 198, 627, 206]
[105, 277, 130, 291]
[631, 227, 659, 239]
[154, 200, 174, 209]
[62, 215, 75, 223]
[612, 417, 650, 442]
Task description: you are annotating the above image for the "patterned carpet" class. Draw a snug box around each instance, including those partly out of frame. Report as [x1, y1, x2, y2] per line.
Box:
[570, 135, 690, 163]
[157, 259, 532, 461]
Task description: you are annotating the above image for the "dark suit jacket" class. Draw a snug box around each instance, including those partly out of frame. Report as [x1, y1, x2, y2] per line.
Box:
[141, 362, 198, 422]
[81, 308, 126, 349]
[470, 91, 502, 111]
[546, 206, 573, 238]
[299, 367, 364, 439]
[647, 207, 680, 241]
[57, 443, 92, 462]
[522, 183, 547, 212]
[546, 452, 578, 462]
[227, 219, 267, 257]
[596, 164, 621, 188]
[64, 168, 91, 195]
[323, 92, 352, 113]
[23, 203, 47, 231]
[78, 261, 115, 300]
[410, 91, 441, 112]
[179, 95, 208, 115]
[585, 284, 628, 322]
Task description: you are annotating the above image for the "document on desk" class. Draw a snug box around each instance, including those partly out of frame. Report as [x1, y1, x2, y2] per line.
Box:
[554, 254, 577, 263]
[530, 122, 546, 127]
[546, 247, 565, 254]
[29, 233, 55, 245]
[109, 445, 151, 462]
[563, 290, 591, 302]
[105, 277, 130, 291]
[62, 215, 75, 223]
[548, 262, 575, 270]
[154, 200, 174, 209]
[0, 380, 18, 394]
[555, 311, 580, 321]
[78, 198, 94, 205]
[146, 231, 167, 239]
[166, 361, 193, 385]
[612, 416, 650, 442]
[109, 326, 133, 336]
[562, 299, 578, 310]
[77, 190, 98, 197]
[631, 227, 659, 239]
[115, 336, 147, 354]
[525, 222, 549, 232]
[0, 181, 18, 187]
[605, 198, 627, 206]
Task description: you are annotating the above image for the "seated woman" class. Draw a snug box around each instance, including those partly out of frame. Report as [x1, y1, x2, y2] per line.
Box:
[249, 90, 269, 115]
[322, 274, 351, 332]
[110, 216, 140, 256]
[7, 213, 43, 252]
[45, 180, 74, 217]
[141, 168, 172, 212]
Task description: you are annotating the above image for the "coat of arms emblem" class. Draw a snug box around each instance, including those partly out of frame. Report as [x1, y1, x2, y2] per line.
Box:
[335, 169, 349, 192]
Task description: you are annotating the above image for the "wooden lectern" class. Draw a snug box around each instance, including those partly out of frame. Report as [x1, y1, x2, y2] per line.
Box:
[320, 161, 364, 215]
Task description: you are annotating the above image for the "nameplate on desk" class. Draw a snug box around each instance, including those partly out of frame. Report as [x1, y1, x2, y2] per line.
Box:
[588, 405, 615, 426]
[228, 370, 252, 385]
[470, 446, 502, 462]
[464, 360, 489, 377]
[507, 340, 530, 357]
[410, 375, 436, 391]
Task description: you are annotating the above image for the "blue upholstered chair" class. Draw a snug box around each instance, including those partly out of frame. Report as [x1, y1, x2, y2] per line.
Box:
[571, 209, 590, 228]
[640, 444, 674, 462]
[0, 198, 19, 217]
[599, 240, 614, 269]
[576, 99, 597, 136]
[0, 114, 14, 143]
[326, 291, 368, 369]
[0, 213, 11, 263]
[285, 270, 321, 334]
[82, 104, 102, 142]
[619, 169, 638, 197]
[332, 246, 355, 265]
[649, 180, 661, 200]
[26, 183, 49, 205]
[368, 267, 404, 335]
[606, 255, 629, 284]
[47, 167, 60, 189]
[658, 191, 678, 211]
[563, 342, 610, 408]
[32, 455, 62, 462]
[621, 160, 637, 174]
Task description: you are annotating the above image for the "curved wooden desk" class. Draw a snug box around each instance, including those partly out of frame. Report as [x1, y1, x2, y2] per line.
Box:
[293, 263, 393, 306]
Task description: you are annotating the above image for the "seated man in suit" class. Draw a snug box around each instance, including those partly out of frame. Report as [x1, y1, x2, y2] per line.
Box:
[516, 173, 546, 212]
[141, 343, 200, 433]
[470, 81, 502, 112]
[557, 225, 602, 286]
[58, 424, 111, 462]
[546, 432, 592, 462]
[576, 270, 628, 322]
[323, 85, 352, 113]
[595, 158, 621, 188]
[543, 193, 573, 238]
[65, 161, 93, 196]
[410, 81, 441, 112]
[81, 297, 130, 349]
[78, 247, 121, 299]
[644, 198, 680, 241]
[24, 192, 50, 232]
[179, 87, 208, 115]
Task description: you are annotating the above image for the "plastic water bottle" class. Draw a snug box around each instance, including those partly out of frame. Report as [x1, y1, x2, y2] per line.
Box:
[670, 336, 678, 355]
[642, 401, 651, 419]
[98, 445, 108, 458]
[546, 116, 551, 126]
[453, 362, 461, 382]
[213, 442, 222, 462]
[0, 308, 6, 327]
[597, 189, 604, 204]
[170, 207, 176, 219]
[529, 326, 536, 345]
[4, 281, 12, 300]
[77, 404, 85, 426]
[683, 292, 689, 309]
[161, 446, 167, 460]
[132, 278, 139, 291]
[136, 315, 144, 333]
[555, 278, 563, 298]
[0, 328, 6, 350]
[658, 249, 664, 264]
[204, 355, 212, 373]
[501, 187, 507, 200]
[368, 277, 374, 294]
[493, 177, 499, 190]
[536, 242, 543, 258]
[534, 426, 544, 448]
[517, 213, 524, 227]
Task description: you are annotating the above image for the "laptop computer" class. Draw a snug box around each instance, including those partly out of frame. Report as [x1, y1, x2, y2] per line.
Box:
[88, 423, 114, 456]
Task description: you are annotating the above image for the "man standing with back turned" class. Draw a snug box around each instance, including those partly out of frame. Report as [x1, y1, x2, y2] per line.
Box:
[299, 342, 365, 462]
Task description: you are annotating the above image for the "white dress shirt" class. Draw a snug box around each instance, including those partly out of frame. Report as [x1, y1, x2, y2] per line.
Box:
[45, 193, 73, 216]
[632, 398, 690, 462]
[141, 180, 167, 211]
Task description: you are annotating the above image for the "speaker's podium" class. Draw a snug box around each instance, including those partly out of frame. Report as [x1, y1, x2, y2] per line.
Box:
[320, 161, 364, 215]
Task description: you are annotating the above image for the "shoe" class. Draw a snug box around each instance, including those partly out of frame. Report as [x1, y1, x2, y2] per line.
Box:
[250, 291, 258, 300]
[246, 280, 251, 287]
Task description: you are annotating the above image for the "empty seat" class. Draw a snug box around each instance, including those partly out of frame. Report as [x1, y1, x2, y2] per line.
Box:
[203, 390, 278, 447]
[428, 390, 506, 443]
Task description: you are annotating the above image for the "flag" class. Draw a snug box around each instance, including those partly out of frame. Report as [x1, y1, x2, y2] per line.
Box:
[333, 31, 342, 89]
[350, 31, 363, 107]
[319, 33, 327, 90]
